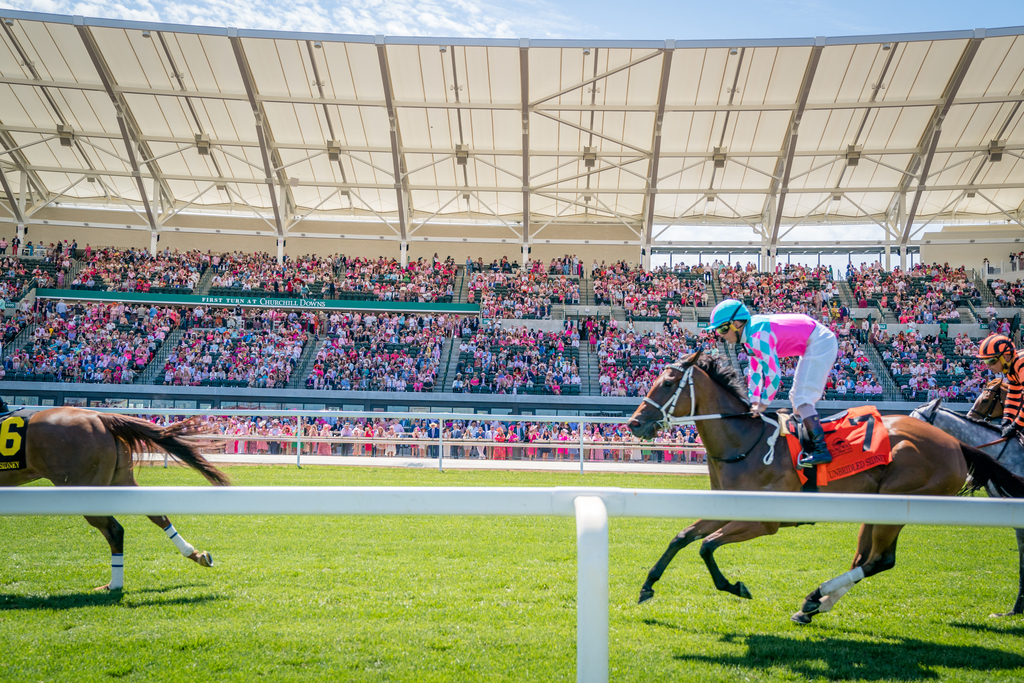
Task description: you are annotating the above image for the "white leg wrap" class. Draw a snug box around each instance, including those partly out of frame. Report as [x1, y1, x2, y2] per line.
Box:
[110, 553, 124, 590]
[820, 566, 864, 596]
[817, 583, 853, 613]
[164, 523, 195, 557]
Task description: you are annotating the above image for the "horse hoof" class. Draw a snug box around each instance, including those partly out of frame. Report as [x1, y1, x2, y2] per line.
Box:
[735, 582, 752, 600]
[638, 588, 655, 604]
[990, 610, 1023, 618]
[94, 583, 122, 592]
[801, 599, 821, 615]
[196, 551, 214, 568]
[791, 611, 813, 625]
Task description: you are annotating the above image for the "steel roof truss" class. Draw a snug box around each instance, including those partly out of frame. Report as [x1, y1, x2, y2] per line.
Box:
[530, 50, 663, 107]
[160, 183, 217, 225]
[472, 156, 523, 183]
[376, 38, 409, 243]
[408, 193, 462, 236]
[532, 155, 647, 191]
[287, 187, 346, 232]
[533, 111, 650, 156]
[976, 190, 1024, 229]
[27, 175, 88, 216]
[348, 189, 401, 236]
[223, 185, 278, 232]
[910, 190, 967, 239]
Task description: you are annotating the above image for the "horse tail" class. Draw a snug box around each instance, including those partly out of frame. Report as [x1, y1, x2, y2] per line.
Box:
[958, 441, 1024, 498]
[99, 414, 230, 487]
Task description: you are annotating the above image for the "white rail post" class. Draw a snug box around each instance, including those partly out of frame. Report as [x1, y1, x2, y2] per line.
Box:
[579, 421, 586, 474]
[438, 426, 444, 472]
[574, 495, 608, 683]
[296, 417, 302, 469]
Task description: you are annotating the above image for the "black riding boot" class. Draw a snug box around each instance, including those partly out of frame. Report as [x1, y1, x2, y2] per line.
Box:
[798, 415, 832, 468]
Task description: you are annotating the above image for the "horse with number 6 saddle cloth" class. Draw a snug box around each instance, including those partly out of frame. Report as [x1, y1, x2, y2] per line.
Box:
[779, 405, 893, 489]
[0, 409, 31, 472]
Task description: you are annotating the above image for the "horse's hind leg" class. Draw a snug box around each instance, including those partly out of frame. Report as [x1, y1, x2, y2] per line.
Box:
[84, 516, 125, 591]
[639, 518, 726, 604]
[698, 521, 781, 600]
[793, 524, 902, 625]
[145, 515, 214, 568]
[992, 528, 1024, 617]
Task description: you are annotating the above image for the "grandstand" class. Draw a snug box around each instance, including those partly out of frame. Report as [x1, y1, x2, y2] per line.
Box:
[1, 12, 1024, 422]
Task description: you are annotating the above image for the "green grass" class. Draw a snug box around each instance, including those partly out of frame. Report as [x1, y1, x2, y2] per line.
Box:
[0, 465, 1021, 682]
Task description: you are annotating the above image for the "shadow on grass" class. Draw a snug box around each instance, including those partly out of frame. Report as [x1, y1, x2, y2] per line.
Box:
[0, 591, 225, 611]
[949, 620, 1024, 638]
[671, 633, 1024, 680]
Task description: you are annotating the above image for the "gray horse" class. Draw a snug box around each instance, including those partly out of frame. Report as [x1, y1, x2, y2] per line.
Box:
[912, 397, 1024, 616]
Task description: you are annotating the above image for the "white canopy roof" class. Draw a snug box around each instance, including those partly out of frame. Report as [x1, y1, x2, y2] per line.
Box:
[1, 10, 1024, 253]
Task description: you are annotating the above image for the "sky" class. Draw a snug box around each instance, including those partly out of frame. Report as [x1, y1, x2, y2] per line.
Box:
[3, 0, 1022, 40]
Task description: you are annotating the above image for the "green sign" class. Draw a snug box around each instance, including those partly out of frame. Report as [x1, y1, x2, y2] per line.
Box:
[34, 289, 480, 314]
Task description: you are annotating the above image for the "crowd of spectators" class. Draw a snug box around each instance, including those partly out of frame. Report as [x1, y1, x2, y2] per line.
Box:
[202, 414, 705, 462]
[592, 262, 709, 317]
[305, 312, 457, 392]
[719, 262, 834, 317]
[874, 329, 992, 401]
[74, 247, 206, 293]
[848, 262, 980, 323]
[453, 320, 582, 394]
[160, 308, 308, 388]
[1, 301, 177, 383]
[597, 320, 717, 397]
[467, 270, 579, 319]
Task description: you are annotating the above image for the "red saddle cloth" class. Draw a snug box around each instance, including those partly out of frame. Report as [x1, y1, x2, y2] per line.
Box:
[785, 405, 892, 487]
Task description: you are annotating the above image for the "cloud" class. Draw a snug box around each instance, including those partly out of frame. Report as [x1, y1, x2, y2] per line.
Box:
[3, 0, 600, 39]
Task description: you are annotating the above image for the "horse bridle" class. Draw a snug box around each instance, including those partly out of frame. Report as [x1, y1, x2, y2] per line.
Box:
[640, 362, 780, 465]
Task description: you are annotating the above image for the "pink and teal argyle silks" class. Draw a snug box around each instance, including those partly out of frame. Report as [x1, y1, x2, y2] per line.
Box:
[741, 314, 816, 404]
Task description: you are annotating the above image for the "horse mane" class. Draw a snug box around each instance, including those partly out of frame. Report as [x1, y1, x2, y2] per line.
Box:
[694, 353, 749, 406]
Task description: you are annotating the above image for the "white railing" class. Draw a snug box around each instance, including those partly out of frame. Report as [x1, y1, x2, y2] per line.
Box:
[82, 408, 706, 471]
[4, 486, 1023, 683]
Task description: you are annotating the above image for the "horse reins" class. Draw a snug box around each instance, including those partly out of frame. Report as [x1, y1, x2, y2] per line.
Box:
[642, 362, 779, 465]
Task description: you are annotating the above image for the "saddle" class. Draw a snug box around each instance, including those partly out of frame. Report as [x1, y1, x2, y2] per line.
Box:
[779, 406, 893, 489]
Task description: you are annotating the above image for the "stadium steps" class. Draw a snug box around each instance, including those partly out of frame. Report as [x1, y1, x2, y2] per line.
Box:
[862, 342, 901, 401]
[135, 327, 185, 385]
[583, 276, 595, 307]
[288, 339, 323, 389]
[578, 343, 601, 395]
[456, 266, 469, 304]
[2, 322, 35, 359]
[958, 306, 977, 324]
[836, 280, 857, 307]
[975, 274, 998, 306]
[194, 267, 217, 296]
[440, 339, 459, 391]
[710, 275, 724, 304]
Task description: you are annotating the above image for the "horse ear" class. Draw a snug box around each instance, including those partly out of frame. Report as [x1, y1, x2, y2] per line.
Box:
[684, 349, 703, 366]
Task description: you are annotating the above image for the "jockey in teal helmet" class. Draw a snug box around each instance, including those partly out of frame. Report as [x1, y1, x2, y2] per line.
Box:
[707, 298, 838, 468]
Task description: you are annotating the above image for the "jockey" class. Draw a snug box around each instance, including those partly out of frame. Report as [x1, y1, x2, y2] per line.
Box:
[707, 299, 839, 467]
[975, 334, 1024, 438]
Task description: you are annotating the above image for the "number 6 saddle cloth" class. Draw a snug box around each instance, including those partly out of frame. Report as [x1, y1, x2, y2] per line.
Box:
[0, 410, 30, 472]
[781, 405, 893, 487]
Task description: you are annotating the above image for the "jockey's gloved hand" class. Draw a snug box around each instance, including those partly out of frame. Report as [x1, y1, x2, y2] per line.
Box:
[1000, 421, 1020, 439]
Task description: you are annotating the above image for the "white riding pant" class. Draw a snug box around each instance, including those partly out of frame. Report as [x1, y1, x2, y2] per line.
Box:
[789, 323, 839, 416]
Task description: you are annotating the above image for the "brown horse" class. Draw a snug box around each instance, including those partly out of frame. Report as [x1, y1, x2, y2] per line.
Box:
[627, 351, 1024, 624]
[0, 407, 229, 591]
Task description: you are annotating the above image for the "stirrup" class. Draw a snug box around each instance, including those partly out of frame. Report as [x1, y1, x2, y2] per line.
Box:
[798, 451, 831, 468]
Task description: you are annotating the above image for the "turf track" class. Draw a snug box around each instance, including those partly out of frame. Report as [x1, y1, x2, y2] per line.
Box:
[0, 466, 1021, 682]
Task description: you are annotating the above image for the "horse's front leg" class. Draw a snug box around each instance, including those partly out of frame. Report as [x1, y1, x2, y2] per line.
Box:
[639, 518, 726, 604]
[993, 528, 1024, 617]
[699, 520, 780, 600]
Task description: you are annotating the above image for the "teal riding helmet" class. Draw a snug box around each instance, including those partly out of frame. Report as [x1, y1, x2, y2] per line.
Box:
[706, 298, 751, 332]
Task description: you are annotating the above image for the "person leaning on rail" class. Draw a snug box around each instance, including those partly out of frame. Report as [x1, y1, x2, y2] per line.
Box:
[707, 298, 839, 468]
[975, 334, 1024, 440]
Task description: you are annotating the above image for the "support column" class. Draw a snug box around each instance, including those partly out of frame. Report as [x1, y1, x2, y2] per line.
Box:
[277, 237, 284, 264]
[16, 223, 25, 245]
[522, 243, 530, 267]
[899, 245, 907, 272]
[400, 240, 408, 268]
[885, 245, 891, 270]
[641, 248, 651, 271]
[150, 231, 158, 256]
